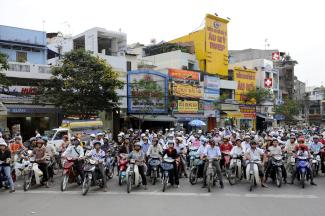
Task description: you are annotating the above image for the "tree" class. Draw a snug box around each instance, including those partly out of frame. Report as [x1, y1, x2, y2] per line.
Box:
[243, 88, 273, 104]
[0, 52, 11, 87]
[36, 49, 123, 117]
[274, 98, 299, 123]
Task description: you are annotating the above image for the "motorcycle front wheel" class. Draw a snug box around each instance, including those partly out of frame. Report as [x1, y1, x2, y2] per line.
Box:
[249, 174, 254, 192]
[207, 173, 212, 193]
[162, 175, 168, 192]
[61, 174, 69, 192]
[127, 174, 132, 193]
[228, 166, 237, 185]
[189, 168, 197, 185]
[82, 175, 90, 196]
[276, 168, 282, 188]
[23, 174, 32, 191]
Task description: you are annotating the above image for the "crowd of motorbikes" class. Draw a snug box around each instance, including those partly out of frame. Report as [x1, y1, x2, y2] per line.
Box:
[1, 126, 325, 195]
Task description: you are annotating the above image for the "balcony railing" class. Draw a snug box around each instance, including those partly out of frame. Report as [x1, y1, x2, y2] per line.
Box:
[8, 62, 51, 74]
[9, 63, 30, 72]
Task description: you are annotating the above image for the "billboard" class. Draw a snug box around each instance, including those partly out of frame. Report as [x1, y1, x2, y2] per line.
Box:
[204, 75, 220, 101]
[177, 100, 199, 113]
[169, 69, 200, 81]
[173, 83, 203, 98]
[127, 70, 168, 114]
[233, 67, 256, 103]
[205, 14, 229, 76]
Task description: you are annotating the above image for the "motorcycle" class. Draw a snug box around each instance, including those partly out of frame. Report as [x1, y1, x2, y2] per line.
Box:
[222, 151, 231, 177]
[0, 162, 11, 190]
[246, 160, 260, 192]
[60, 157, 82, 192]
[118, 154, 128, 186]
[105, 149, 116, 180]
[82, 158, 106, 196]
[189, 152, 203, 185]
[296, 155, 310, 188]
[228, 154, 243, 185]
[270, 155, 284, 187]
[22, 156, 45, 191]
[311, 153, 320, 177]
[126, 159, 142, 193]
[160, 157, 175, 192]
[206, 159, 219, 192]
[148, 156, 161, 185]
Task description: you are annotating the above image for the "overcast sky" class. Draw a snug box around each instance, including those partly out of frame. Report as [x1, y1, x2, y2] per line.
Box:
[1, 0, 324, 86]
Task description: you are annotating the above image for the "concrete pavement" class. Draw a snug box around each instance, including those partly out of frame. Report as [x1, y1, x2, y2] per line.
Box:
[1, 174, 325, 216]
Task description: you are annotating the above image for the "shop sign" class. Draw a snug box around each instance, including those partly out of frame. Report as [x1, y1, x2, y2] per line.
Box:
[168, 69, 200, 81]
[127, 70, 168, 114]
[177, 100, 198, 113]
[173, 83, 203, 98]
[233, 67, 256, 103]
[0, 86, 37, 95]
[204, 75, 220, 101]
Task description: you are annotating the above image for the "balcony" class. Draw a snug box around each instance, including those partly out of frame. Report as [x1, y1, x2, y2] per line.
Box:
[4, 62, 52, 80]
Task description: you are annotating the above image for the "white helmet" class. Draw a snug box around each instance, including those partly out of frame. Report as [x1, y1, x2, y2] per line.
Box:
[90, 134, 96, 138]
[0, 138, 7, 147]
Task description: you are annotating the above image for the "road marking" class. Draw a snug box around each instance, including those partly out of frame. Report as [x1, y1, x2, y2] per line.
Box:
[224, 193, 318, 199]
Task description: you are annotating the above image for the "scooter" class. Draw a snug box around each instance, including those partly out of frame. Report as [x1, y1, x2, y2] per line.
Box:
[126, 159, 142, 193]
[228, 154, 243, 185]
[82, 158, 106, 196]
[311, 153, 320, 177]
[189, 153, 203, 185]
[206, 159, 218, 193]
[246, 160, 260, 192]
[105, 148, 116, 180]
[270, 155, 284, 187]
[61, 157, 82, 192]
[160, 157, 175, 192]
[296, 155, 310, 188]
[222, 150, 231, 177]
[118, 154, 128, 186]
[22, 156, 44, 191]
[148, 156, 161, 185]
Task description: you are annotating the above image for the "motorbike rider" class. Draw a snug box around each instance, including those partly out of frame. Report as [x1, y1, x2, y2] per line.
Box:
[290, 137, 316, 185]
[244, 140, 267, 187]
[146, 136, 163, 176]
[10, 135, 27, 157]
[60, 135, 70, 153]
[0, 139, 15, 192]
[264, 139, 287, 183]
[86, 141, 108, 192]
[241, 136, 251, 153]
[128, 142, 147, 190]
[140, 136, 151, 155]
[175, 136, 187, 178]
[284, 135, 298, 172]
[220, 136, 233, 170]
[32, 139, 49, 187]
[62, 138, 85, 180]
[309, 135, 323, 155]
[43, 137, 56, 183]
[230, 138, 244, 173]
[86, 134, 96, 148]
[162, 140, 179, 187]
[201, 138, 224, 189]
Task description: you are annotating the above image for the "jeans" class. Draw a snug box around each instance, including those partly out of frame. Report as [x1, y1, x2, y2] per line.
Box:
[0, 166, 14, 190]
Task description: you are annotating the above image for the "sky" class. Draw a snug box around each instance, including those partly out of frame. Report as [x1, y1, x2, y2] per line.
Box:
[1, 0, 324, 86]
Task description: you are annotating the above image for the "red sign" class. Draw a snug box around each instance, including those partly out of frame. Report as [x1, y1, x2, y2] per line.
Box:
[168, 69, 200, 81]
[264, 78, 273, 88]
[272, 52, 280, 61]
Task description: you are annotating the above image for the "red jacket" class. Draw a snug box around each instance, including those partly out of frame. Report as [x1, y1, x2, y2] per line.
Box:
[220, 143, 233, 152]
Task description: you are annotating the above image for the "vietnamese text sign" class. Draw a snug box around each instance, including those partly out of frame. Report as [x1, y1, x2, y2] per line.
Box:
[177, 100, 198, 113]
[127, 70, 168, 114]
[168, 69, 200, 81]
[233, 67, 256, 103]
[173, 83, 203, 98]
[204, 75, 220, 101]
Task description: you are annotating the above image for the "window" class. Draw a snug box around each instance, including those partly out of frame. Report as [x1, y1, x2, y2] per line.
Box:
[16, 51, 27, 63]
[265, 72, 270, 78]
[188, 62, 194, 70]
[127, 61, 132, 71]
[54, 131, 68, 140]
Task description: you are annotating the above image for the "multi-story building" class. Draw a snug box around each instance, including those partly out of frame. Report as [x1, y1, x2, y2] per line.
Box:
[293, 76, 307, 122]
[305, 86, 325, 125]
[47, 27, 132, 135]
[0, 25, 56, 139]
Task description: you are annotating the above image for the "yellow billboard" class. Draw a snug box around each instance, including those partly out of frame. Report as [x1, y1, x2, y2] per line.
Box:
[173, 83, 203, 98]
[170, 14, 229, 77]
[233, 67, 256, 103]
[178, 100, 198, 113]
[205, 14, 229, 76]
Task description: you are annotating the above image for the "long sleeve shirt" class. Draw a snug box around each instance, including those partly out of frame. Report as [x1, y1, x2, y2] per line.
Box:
[245, 148, 264, 161]
[87, 149, 105, 163]
[147, 144, 162, 158]
[62, 145, 84, 159]
[203, 145, 221, 159]
[230, 146, 244, 157]
[128, 150, 145, 166]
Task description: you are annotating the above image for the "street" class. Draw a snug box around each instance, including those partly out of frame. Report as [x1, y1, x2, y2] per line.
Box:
[1, 174, 325, 216]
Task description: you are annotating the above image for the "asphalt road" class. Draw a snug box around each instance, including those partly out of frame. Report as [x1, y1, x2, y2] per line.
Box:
[1, 172, 325, 216]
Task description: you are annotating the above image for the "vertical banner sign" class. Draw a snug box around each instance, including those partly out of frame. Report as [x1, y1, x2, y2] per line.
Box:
[205, 14, 229, 76]
[233, 67, 256, 103]
[204, 75, 220, 101]
[127, 70, 168, 114]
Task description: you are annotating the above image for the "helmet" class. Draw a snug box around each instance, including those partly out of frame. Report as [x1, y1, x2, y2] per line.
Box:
[96, 132, 104, 137]
[90, 134, 96, 138]
[167, 140, 175, 146]
[15, 135, 22, 140]
[244, 135, 250, 139]
[298, 137, 305, 143]
[0, 139, 7, 147]
[223, 135, 230, 140]
[42, 136, 48, 142]
[313, 135, 319, 139]
[134, 142, 141, 147]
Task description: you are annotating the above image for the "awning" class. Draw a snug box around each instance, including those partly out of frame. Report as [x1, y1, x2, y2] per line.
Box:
[256, 113, 274, 121]
[129, 115, 176, 122]
[5, 104, 58, 114]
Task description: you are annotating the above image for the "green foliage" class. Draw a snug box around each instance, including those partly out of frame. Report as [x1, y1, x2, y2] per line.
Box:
[243, 88, 273, 104]
[36, 49, 123, 117]
[274, 98, 299, 122]
[0, 52, 11, 87]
